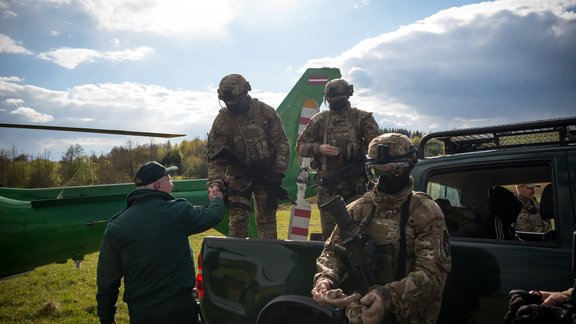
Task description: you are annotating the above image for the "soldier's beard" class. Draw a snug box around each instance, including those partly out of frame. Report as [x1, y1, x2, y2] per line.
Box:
[376, 172, 410, 194]
[328, 98, 349, 111]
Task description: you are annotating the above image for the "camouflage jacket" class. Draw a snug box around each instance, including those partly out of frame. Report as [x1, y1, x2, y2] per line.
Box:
[514, 195, 550, 232]
[314, 181, 452, 323]
[205, 96, 290, 186]
[296, 103, 380, 176]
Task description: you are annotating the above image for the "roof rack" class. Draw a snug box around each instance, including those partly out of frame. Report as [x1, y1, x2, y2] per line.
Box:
[417, 116, 576, 159]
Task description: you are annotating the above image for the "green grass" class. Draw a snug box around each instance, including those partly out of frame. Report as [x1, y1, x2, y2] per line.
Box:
[0, 202, 322, 324]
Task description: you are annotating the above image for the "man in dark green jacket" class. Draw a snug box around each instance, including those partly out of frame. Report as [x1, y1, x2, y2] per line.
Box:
[96, 161, 225, 324]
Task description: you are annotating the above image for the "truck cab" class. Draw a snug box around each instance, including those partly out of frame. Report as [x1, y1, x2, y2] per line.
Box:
[197, 116, 576, 324]
[414, 116, 576, 323]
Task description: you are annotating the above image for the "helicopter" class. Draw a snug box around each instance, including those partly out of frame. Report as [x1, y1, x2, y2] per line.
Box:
[0, 67, 342, 279]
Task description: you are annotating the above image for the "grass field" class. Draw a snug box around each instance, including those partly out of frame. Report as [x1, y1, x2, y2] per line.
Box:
[0, 202, 322, 324]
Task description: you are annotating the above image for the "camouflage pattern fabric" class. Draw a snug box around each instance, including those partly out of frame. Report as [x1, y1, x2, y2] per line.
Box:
[297, 102, 381, 239]
[205, 96, 290, 239]
[514, 195, 551, 233]
[314, 179, 452, 323]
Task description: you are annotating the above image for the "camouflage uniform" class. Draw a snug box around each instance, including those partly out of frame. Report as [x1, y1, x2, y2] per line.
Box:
[313, 133, 452, 324]
[206, 74, 290, 239]
[514, 195, 550, 233]
[297, 79, 380, 240]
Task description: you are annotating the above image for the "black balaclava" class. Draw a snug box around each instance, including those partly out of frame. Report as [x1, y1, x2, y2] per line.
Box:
[376, 171, 411, 194]
[226, 95, 251, 114]
[328, 97, 349, 111]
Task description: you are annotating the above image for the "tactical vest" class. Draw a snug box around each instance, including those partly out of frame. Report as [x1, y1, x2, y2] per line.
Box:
[349, 195, 412, 286]
[325, 108, 367, 161]
[225, 100, 273, 164]
[312, 107, 370, 172]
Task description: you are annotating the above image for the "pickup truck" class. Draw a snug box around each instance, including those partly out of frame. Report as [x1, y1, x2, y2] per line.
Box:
[196, 116, 576, 324]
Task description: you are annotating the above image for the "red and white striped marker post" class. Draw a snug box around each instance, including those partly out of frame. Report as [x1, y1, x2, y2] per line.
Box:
[288, 97, 321, 240]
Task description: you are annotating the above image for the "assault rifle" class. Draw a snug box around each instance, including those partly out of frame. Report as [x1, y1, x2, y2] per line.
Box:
[319, 195, 376, 294]
[318, 162, 365, 188]
[209, 146, 296, 207]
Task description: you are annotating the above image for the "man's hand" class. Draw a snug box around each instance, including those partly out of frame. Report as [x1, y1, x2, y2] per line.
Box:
[208, 185, 224, 200]
[319, 144, 340, 156]
[538, 290, 569, 306]
[360, 291, 390, 324]
[311, 279, 332, 301]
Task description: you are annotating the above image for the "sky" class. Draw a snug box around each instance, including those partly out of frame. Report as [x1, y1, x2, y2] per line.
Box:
[1, 0, 575, 161]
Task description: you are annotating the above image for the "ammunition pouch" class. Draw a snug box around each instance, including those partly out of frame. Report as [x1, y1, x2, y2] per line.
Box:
[371, 243, 395, 285]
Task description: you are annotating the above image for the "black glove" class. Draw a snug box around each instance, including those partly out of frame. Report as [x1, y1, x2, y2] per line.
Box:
[511, 304, 571, 324]
[269, 172, 284, 186]
[265, 172, 285, 209]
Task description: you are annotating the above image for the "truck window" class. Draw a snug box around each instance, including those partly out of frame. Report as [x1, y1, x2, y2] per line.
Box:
[425, 162, 556, 243]
[427, 182, 462, 207]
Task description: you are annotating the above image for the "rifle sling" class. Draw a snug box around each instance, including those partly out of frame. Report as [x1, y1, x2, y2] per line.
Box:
[357, 194, 409, 281]
[358, 204, 376, 234]
[321, 112, 331, 174]
[396, 195, 411, 281]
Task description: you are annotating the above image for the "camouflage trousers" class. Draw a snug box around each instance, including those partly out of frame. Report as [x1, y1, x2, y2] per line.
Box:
[227, 181, 278, 239]
[316, 177, 367, 240]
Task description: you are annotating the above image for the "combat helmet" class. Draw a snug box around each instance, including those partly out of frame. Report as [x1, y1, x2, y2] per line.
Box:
[323, 79, 354, 99]
[218, 74, 251, 101]
[365, 133, 418, 182]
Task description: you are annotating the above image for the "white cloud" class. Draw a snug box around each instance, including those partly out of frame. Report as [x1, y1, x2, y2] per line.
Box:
[3, 98, 25, 105]
[0, 77, 233, 134]
[37, 47, 101, 69]
[0, 74, 294, 158]
[104, 46, 154, 62]
[0, 34, 33, 54]
[75, 0, 308, 37]
[37, 46, 154, 69]
[303, 0, 576, 132]
[0, 1, 17, 18]
[0, 76, 24, 83]
[0, 78, 210, 157]
[10, 107, 54, 122]
[78, 0, 239, 36]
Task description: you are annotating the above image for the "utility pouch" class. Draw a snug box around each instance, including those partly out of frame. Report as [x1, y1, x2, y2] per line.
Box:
[372, 243, 395, 285]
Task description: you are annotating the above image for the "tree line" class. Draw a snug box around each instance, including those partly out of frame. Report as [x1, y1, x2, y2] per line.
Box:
[0, 138, 208, 188]
[0, 128, 443, 188]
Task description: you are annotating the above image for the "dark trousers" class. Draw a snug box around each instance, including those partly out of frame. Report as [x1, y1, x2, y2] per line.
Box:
[129, 291, 199, 324]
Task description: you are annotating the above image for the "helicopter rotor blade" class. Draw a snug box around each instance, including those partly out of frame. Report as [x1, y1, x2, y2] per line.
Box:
[0, 123, 186, 138]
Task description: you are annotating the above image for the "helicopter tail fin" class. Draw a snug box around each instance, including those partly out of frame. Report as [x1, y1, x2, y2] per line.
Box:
[276, 67, 341, 240]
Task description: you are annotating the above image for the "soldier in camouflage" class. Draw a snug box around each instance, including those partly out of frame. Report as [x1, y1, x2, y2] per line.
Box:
[311, 133, 452, 324]
[297, 79, 381, 240]
[513, 184, 551, 233]
[205, 74, 290, 239]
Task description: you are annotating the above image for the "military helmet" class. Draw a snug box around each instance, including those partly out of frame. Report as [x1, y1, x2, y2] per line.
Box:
[365, 133, 417, 182]
[323, 79, 354, 98]
[218, 74, 251, 101]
